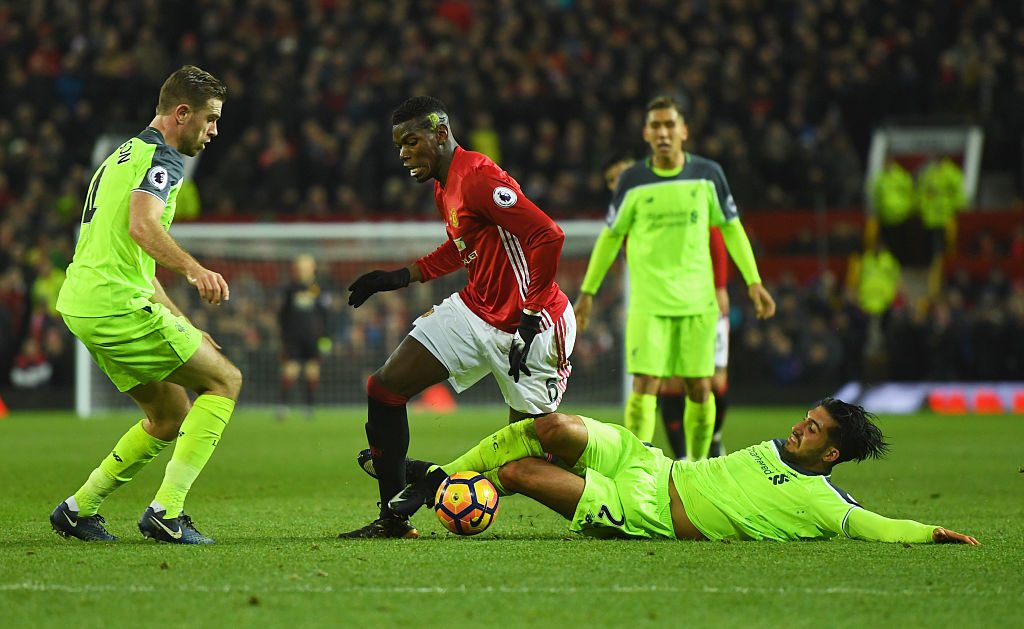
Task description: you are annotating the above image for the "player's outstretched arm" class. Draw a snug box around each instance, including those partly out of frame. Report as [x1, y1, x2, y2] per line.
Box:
[932, 527, 980, 545]
[844, 507, 978, 545]
[129, 191, 229, 305]
[347, 265, 419, 308]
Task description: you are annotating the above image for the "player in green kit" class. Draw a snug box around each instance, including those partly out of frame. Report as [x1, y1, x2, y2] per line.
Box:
[380, 398, 978, 545]
[50, 66, 240, 544]
[575, 96, 774, 459]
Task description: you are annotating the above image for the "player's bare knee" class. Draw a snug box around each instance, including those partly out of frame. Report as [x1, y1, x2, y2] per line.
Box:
[224, 361, 243, 398]
[367, 372, 409, 405]
[200, 361, 242, 399]
[497, 461, 525, 492]
[534, 413, 577, 447]
[685, 379, 711, 403]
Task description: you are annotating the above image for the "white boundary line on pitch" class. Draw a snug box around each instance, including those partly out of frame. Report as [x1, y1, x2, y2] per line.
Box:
[0, 582, 1017, 597]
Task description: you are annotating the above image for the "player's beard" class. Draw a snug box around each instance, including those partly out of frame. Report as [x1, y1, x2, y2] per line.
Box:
[779, 442, 826, 469]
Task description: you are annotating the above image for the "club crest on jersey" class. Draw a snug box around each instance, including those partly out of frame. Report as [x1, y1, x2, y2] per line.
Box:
[449, 207, 459, 227]
[492, 186, 517, 208]
[147, 166, 169, 190]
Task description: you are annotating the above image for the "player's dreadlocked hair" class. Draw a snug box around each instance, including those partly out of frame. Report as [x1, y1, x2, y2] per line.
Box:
[392, 96, 449, 129]
[156, 65, 227, 114]
[819, 397, 890, 465]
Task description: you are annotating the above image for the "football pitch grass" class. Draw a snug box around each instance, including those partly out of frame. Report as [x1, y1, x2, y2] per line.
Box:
[2, 406, 1021, 628]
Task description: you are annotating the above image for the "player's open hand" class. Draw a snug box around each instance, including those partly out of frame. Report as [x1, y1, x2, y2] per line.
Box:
[188, 266, 230, 305]
[574, 293, 594, 332]
[932, 527, 979, 545]
[748, 283, 775, 320]
[348, 268, 411, 308]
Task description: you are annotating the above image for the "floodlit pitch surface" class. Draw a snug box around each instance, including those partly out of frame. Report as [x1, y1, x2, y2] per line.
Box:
[2, 407, 1021, 627]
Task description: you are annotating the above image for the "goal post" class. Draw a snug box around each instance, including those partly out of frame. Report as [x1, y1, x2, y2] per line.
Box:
[73, 221, 628, 417]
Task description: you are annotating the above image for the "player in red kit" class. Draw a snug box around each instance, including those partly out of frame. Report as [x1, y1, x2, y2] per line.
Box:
[338, 96, 575, 538]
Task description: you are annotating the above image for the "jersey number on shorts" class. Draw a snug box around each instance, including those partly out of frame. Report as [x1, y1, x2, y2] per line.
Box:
[82, 165, 106, 224]
[546, 378, 559, 403]
[597, 505, 625, 526]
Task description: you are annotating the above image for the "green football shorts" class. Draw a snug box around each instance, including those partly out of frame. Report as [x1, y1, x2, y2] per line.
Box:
[569, 417, 676, 539]
[62, 302, 203, 392]
[625, 309, 716, 378]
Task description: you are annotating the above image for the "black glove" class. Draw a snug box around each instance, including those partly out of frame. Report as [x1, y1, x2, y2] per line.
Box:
[507, 313, 542, 383]
[348, 268, 411, 307]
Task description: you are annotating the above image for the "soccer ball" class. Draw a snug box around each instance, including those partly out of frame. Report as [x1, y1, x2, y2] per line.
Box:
[434, 472, 500, 536]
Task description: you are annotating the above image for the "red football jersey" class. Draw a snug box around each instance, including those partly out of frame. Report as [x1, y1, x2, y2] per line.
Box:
[415, 147, 568, 333]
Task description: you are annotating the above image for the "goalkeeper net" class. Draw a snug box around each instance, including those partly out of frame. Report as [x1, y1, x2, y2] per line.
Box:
[74, 221, 626, 416]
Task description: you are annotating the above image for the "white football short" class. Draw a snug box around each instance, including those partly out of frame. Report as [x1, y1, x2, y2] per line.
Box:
[714, 314, 730, 370]
[409, 293, 575, 415]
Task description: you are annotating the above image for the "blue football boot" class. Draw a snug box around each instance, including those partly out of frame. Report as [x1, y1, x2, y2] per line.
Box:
[50, 500, 117, 542]
[138, 506, 215, 544]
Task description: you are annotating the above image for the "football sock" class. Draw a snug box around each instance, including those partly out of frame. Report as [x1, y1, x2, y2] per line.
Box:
[711, 392, 728, 454]
[624, 391, 657, 442]
[684, 392, 716, 460]
[442, 419, 545, 474]
[152, 394, 234, 518]
[280, 375, 295, 404]
[365, 376, 410, 519]
[73, 419, 172, 517]
[305, 376, 318, 407]
[658, 393, 686, 459]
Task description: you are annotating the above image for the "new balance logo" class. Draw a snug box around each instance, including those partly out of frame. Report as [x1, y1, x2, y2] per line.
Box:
[771, 474, 790, 485]
[112, 451, 123, 463]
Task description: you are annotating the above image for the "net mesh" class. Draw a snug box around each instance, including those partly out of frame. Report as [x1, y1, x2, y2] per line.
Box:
[78, 221, 626, 414]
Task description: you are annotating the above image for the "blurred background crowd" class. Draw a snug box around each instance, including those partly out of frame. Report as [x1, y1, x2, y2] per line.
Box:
[1, 0, 1022, 402]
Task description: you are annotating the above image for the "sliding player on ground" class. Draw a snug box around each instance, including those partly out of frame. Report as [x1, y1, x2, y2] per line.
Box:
[383, 398, 978, 545]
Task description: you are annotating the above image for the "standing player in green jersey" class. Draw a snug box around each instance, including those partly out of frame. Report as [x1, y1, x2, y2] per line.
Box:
[50, 66, 240, 545]
[575, 96, 775, 460]
[385, 399, 978, 545]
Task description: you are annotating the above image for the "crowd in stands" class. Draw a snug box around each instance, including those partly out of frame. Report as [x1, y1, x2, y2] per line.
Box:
[1, 0, 1022, 397]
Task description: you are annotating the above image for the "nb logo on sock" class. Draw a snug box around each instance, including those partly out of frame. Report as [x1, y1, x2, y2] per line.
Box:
[112, 452, 123, 463]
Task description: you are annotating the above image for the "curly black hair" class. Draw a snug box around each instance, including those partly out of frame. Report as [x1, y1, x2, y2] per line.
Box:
[818, 397, 890, 464]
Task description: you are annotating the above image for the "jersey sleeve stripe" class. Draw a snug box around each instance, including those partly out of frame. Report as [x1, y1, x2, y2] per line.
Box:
[130, 188, 168, 204]
[496, 226, 529, 300]
[840, 506, 859, 538]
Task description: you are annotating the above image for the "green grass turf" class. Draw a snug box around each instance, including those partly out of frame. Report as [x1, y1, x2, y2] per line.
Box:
[1, 406, 1021, 628]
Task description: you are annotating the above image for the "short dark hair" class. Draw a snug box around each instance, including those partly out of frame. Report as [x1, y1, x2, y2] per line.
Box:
[819, 397, 890, 465]
[156, 65, 227, 114]
[601, 152, 635, 174]
[645, 95, 684, 118]
[392, 96, 449, 128]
